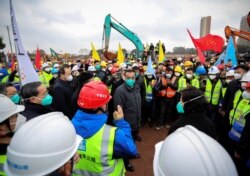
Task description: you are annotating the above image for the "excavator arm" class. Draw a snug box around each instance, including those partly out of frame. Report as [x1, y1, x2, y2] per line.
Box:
[225, 26, 250, 41]
[103, 14, 144, 58]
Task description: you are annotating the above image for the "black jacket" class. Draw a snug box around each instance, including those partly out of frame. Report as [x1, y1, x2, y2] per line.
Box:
[222, 79, 241, 114]
[53, 79, 73, 118]
[114, 83, 141, 131]
[21, 102, 52, 121]
[168, 111, 216, 138]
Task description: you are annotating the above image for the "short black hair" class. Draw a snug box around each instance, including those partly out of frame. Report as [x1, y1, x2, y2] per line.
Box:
[20, 81, 42, 101]
[58, 64, 70, 77]
[94, 60, 100, 64]
[185, 67, 194, 72]
[181, 86, 208, 114]
[0, 83, 14, 95]
[124, 69, 135, 75]
[234, 65, 248, 72]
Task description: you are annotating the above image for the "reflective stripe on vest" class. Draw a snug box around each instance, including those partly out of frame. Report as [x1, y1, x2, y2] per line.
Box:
[205, 79, 222, 105]
[229, 90, 243, 124]
[0, 155, 7, 176]
[229, 99, 250, 142]
[144, 77, 153, 101]
[178, 76, 199, 91]
[73, 125, 125, 176]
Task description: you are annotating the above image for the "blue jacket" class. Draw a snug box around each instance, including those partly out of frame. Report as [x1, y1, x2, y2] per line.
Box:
[71, 110, 138, 158]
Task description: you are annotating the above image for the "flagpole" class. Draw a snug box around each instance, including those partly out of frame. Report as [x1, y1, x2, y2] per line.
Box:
[5, 25, 14, 65]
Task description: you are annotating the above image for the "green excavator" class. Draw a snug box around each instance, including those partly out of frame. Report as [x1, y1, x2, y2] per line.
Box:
[102, 14, 144, 60]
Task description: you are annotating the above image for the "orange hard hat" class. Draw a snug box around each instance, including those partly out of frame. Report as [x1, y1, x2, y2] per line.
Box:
[78, 81, 111, 109]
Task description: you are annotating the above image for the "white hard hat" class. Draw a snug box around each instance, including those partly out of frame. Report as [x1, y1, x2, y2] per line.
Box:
[53, 63, 60, 68]
[241, 72, 250, 82]
[42, 63, 49, 69]
[4, 112, 82, 176]
[132, 63, 139, 68]
[72, 65, 79, 72]
[208, 66, 220, 74]
[177, 57, 183, 61]
[153, 125, 238, 176]
[226, 70, 235, 77]
[87, 65, 96, 72]
[0, 94, 24, 123]
[119, 63, 127, 69]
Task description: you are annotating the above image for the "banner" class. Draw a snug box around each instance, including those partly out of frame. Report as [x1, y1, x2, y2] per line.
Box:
[50, 48, 59, 58]
[91, 42, 101, 61]
[146, 56, 156, 78]
[10, 0, 39, 85]
[158, 41, 165, 63]
[117, 43, 124, 64]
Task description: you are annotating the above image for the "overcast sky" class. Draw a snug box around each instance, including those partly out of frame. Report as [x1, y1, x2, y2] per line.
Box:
[0, 0, 249, 54]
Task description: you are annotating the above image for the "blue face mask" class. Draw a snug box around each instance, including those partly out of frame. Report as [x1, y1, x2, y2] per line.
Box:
[11, 93, 20, 104]
[41, 94, 53, 106]
[95, 65, 101, 71]
[126, 79, 135, 88]
[176, 102, 184, 114]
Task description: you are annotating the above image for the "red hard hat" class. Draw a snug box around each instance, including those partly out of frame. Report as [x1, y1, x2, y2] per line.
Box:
[78, 81, 111, 109]
[246, 82, 250, 88]
[111, 67, 119, 74]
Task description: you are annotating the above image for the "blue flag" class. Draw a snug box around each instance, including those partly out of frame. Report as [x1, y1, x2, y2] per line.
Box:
[215, 36, 237, 67]
[146, 56, 156, 78]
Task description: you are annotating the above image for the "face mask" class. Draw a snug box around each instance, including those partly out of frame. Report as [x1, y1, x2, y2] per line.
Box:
[209, 75, 216, 80]
[241, 82, 247, 90]
[44, 67, 51, 73]
[226, 79, 231, 84]
[53, 74, 58, 78]
[166, 74, 172, 78]
[186, 74, 193, 79]
[176, 102, 184, 114]
[95, 65, 101, 70]
[234, 73, 242, 80]
[161, 72, 165, 75]
[175, 72, 181, 77]
[125, 79, 135, 88]
[242, 91, 250, 100]
[147, 75, 153, 79]
[67, 75, 73, 81]
[101, 68, 106, 71]
[10, 114, 27, 132]
[41, 94, 53, 106]
[10, 93, 20, 104]
[73, 71, 80, 77]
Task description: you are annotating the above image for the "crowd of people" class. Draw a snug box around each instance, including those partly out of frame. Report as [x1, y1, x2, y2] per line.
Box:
[0, 50, 250, 175]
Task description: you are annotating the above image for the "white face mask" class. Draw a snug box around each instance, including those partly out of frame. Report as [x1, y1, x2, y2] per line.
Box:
[186, 74, 193, 79]
[147, 75, 153, 79]
[175, 72, 181, 77]
[226, 79, 231, 84]
[209, 75, 216, 80]
[10, 114, 27, 132]
[53, 74, 58, 78]
[242, 91, 250, 100]
[44, 67, 51, 72]
[234, 73, 242, 80]
[241, 82, 247, 90]
[166, 74, 172, 78]
[67, 75, 73, 81]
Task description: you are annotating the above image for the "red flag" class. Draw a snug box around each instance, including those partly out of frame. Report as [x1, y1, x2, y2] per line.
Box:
[11, 56, 15, 72]
[187, 29, 224, 53]
[196, 46, 206, 64]
[35, 47, 41, 70]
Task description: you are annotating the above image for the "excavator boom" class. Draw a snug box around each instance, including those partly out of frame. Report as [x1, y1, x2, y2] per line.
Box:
[103, 14, 144, 58]
[225, 26, 250, 41]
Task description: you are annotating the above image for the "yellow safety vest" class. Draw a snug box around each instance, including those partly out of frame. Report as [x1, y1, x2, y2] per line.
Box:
[229, 90, 243, 124]
[0, 155, 7, 176]
[73, 125, 125, 176]
[39, 71, 52, 87]
[178, 76, 200, 91]
[205, 79, 222, 105]
[144, 78, 153, 102]
[229, 98, 250, 142]
[222, 87, 227, 98]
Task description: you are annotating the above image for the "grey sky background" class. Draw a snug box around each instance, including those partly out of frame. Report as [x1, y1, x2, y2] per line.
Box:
[0, 0, 249, 54]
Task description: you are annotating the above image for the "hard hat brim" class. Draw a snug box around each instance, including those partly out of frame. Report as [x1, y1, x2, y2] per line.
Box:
[0, 105, 25, 123]
[153, 141, 164, 176]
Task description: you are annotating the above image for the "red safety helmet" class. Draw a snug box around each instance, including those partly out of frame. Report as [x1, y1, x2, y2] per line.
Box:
[78, 81, 111, 109]
[246, 82, 250, 89]
[111, 67, 119, 74]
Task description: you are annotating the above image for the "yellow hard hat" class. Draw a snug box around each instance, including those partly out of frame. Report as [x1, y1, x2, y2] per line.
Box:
[174, 65, 182, 73]
[184, 61, 193, 67]
[100, 61, 107, 67]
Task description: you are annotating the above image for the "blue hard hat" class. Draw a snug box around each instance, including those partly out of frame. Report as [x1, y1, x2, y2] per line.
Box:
[51, 68, 58, 74]
[195, 65, 207, 75]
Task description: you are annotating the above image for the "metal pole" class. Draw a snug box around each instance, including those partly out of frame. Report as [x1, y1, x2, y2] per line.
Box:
[5, 25, 14, 63]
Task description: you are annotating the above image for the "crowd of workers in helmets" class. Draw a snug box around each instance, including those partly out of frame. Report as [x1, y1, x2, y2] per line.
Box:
[0, 50, 250, 175]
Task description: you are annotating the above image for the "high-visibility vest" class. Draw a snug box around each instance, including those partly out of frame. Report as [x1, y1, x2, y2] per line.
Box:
[73, 125, 125, 176]
[39, 71, 52, 87]
[178, 76, 200, 91]
[205, 79, 222, 105]
[1, 75, 20, 84]
[0, 155, 7, 176]
[159, 77, 177, 98]
[229, 90, 243, 125]
[93, 77, 101, 81]
[229, 98, 250, 142]
[222, 87, 227, 98]
[144, 78, 153, 102]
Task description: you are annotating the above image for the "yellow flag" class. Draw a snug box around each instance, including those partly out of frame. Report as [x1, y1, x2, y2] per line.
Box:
[117, 43, 124, 64]
[158, 40, 165, 63]
[91, 42, 100, 61]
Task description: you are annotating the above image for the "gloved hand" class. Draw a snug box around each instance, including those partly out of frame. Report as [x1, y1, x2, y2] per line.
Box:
[113, 105, 124, 120]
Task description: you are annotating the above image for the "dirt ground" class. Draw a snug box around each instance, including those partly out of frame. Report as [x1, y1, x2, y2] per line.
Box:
[126, 125, 169, 176]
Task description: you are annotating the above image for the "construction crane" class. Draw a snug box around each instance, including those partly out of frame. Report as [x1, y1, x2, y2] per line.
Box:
[102, 14, 144, 59]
